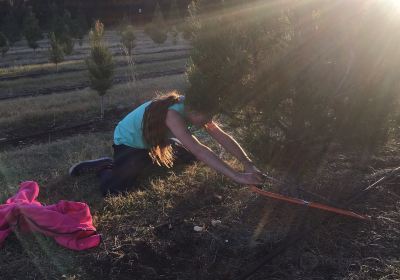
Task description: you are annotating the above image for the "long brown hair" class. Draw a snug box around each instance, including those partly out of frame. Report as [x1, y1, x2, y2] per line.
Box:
[142, 91, 181, 167]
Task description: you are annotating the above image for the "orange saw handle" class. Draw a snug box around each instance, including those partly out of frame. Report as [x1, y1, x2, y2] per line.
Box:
[248, 185, 368, 220]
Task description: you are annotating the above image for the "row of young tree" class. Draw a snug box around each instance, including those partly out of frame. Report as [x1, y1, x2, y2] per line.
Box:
[185, 0, 400, 175]
[91, 11, 186, 120]
[0, 4, 186, 119]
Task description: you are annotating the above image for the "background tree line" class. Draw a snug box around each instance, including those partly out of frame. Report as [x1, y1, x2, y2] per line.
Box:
[0, 0, 192, 55]
[0, 0, 89, 47]
[0, 0, 191, 32]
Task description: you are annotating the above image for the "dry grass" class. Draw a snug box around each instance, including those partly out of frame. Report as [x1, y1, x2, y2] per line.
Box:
[0, 133, 111, 200]
[0, 58, 187, 94]
[0, 125, 400, 279]
[0, 60, 81, 76]
[0, 48, 189, 77]
[0, 129, 256, 279]
[0, 74, 187, 135]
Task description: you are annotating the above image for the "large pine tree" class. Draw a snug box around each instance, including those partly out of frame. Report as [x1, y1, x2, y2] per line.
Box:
[186, 0, 400, 175]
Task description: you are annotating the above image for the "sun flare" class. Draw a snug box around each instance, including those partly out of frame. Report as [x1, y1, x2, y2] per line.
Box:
[385, 0, 400, 10]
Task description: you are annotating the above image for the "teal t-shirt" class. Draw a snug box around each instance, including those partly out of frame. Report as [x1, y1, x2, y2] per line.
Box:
[113, 96, 186, 149]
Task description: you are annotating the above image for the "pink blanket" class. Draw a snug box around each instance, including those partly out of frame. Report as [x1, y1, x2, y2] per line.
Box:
[0, 181, 101, 250]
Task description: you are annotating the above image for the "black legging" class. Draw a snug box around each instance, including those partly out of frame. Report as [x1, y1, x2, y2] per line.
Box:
[98, 139, 196, 195]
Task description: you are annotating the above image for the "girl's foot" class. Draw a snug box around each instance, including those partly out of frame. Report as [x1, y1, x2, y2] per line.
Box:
[69, 157, 113, 176]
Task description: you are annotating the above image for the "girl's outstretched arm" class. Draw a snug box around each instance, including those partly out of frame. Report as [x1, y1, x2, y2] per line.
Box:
[166, 110, 262, 185]
[204, 121, 262, 174]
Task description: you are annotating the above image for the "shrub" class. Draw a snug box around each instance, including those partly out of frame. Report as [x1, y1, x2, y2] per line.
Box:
[144, 23, 168, 44]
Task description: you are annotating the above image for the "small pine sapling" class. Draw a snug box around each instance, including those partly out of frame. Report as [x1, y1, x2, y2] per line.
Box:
[48, 32, 64, 72]
[120, 25, 136, 56]
[144, 3, 168, 44]
[0, 33, 9, 57]
[86, 20, 115, 120]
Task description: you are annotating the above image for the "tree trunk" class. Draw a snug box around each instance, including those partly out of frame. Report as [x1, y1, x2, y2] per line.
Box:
[100, 95, 104, 120]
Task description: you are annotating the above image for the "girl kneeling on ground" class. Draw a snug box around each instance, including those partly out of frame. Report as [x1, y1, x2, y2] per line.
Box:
[69, 91, 263, 195]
